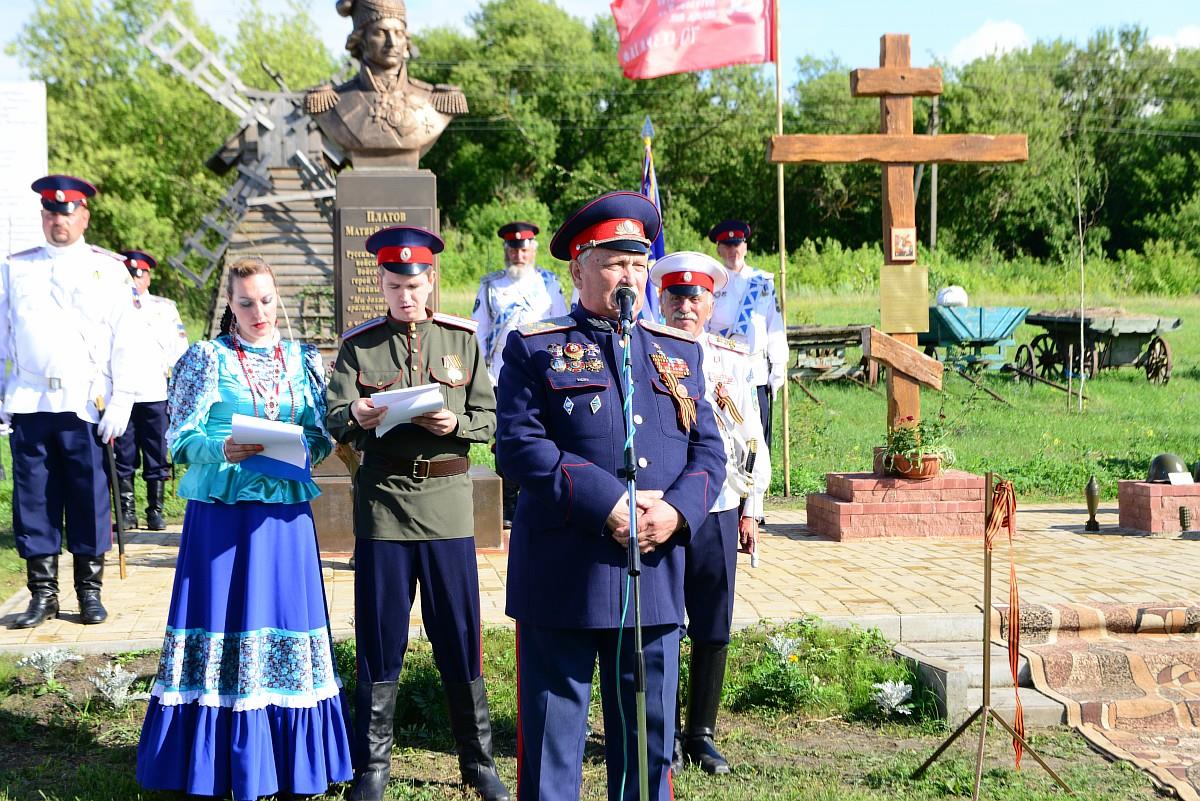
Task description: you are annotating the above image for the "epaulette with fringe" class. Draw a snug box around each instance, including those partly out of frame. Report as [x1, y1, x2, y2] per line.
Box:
[432, 311, 477, 332]
[707, 333, 749, 354]
[305, 84, 339, 114]
[519, 316, 575, 337]
[432, 85, 468, 115]
[341, 316, 387, 341]
[639, 318, 696, 342]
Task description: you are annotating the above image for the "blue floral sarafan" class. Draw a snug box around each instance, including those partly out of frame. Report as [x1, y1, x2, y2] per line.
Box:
[136, 334, 351, 800]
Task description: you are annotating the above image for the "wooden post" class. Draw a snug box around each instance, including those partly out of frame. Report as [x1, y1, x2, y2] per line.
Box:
[767, 33, 1028, 434]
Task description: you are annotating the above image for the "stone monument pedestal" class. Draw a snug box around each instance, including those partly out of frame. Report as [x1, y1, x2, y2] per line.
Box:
[805, 470, 986, 541]
[312, 467, 506, 555]
[1118, 480, 1200, 535]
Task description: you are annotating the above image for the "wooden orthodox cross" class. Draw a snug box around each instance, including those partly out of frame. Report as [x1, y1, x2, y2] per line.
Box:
[769, 34, 1028, 429]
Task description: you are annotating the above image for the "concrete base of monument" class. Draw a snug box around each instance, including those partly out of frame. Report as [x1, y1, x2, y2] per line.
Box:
[310, 466, 507, 555]
[1118, 480, 1200, 535]
[805, 470, 986, 541]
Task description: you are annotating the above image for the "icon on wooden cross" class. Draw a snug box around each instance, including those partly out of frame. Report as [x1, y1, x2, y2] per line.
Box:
[890, 227, 917, 262]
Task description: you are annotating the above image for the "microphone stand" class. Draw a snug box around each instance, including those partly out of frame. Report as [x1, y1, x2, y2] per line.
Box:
[618, 294, 650, 801]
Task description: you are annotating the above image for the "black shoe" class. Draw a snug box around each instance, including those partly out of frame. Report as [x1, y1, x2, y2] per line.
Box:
[350, 680, 397, 801]
[73, 556, 108, 625]
[11, 554, 59, 629]
[117, 476, 138, 530]
[145, 479, 166, 531]
[684, 642, 731, 775]
[445, 678, 511, 801]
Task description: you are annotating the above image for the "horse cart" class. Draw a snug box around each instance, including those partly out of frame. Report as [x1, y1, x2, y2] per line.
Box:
[1017, 310, 1181, 384]
[786, 324, 873, 386]
[917, 305, 1029, 371]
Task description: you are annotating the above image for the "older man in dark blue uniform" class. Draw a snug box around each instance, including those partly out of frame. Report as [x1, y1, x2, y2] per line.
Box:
[496, 192, 726, 801]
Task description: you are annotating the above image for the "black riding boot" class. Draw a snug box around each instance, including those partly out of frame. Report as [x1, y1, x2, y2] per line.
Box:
[11, 554, 59, 629]
[145, 479, 166, 531]
[74, 555, 108, 625]
[683, 642, 731, 774]
[445, 678, 510, 801]
[118, 475, 138, 530]
[350, 680, 397, 801]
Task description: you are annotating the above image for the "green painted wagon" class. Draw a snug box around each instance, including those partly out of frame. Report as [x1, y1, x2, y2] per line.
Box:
[1018, 310, 1181, 384]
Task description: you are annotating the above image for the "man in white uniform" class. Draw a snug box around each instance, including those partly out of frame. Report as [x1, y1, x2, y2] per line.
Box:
[653, 251, 771, 776]
[1, 175, 141, 628]
[115, 249, 188, 531]
[471, 221, 567, 526]
[705, 220, 787, 467]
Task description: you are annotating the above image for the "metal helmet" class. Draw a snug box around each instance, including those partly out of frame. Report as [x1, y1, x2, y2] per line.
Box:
[1146, 453, 1188, 483]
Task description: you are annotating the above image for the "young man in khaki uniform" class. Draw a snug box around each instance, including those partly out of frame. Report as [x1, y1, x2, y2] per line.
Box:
[326, 225, 508, 801]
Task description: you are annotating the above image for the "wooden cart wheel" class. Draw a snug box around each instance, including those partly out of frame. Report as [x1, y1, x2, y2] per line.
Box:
[1082, 344, 1101, 378]
[1010, 343, 1034, 384]
[1029, 333, 1062, 381]
[1144, 336, 1172, 384]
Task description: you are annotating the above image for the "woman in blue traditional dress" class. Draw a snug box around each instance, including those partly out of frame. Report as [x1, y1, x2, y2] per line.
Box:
[137, 257, 352, 798]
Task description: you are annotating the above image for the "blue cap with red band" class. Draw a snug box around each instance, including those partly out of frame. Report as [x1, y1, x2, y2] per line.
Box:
[365, 226, 444, 275]
[31, 174, 97, 215]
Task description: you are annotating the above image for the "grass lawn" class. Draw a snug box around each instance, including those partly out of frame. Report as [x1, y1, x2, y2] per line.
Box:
[774, 291, 1200, 501]
[0, 624, 1162, 801]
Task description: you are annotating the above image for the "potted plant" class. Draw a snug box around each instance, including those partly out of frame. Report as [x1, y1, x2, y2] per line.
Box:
[873, 410, 958, 480]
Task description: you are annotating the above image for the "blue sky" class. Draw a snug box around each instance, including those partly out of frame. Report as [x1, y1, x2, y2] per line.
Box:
[1, 0, 1197, 84]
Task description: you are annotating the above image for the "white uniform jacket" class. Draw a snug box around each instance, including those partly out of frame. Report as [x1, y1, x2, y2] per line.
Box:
[699, 332, 772, 518]
[0, 239, 146, 423]
[707, 264, 788, 393]
[129, 292, 189, 403]
[472, 266, 568, 385]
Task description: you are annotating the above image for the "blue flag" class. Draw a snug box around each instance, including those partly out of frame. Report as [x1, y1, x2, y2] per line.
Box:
[640, 116, 665, 321]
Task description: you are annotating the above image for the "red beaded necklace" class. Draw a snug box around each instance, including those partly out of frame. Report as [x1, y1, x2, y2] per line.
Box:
[232, 335, 296, 423]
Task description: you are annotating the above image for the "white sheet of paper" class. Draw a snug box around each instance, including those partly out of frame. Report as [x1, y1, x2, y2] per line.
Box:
[230, 413, 307, 468]
[1167, 471, 1195, 486]
[371, 383, 445, 437]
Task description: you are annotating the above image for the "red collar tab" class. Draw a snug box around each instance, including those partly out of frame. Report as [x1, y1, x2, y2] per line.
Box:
[377, 245, 434, 266]
[570, 218, 646, 257]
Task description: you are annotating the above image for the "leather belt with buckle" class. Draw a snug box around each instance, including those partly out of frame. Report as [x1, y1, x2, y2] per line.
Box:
[362, 454, 470, 479]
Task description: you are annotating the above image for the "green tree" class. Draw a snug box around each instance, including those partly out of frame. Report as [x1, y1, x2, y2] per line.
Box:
[227, 0, 341, 91]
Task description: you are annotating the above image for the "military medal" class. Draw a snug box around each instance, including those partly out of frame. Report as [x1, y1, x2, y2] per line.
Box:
[443, 354, 464, 382]
[564, 342, 584, 373]
[589, 395, 602, 414]
[650, 344, 696, 433]
[584, 343, 603, 372]
[548, 344, 566, 373]
[714, 382, 744, 424]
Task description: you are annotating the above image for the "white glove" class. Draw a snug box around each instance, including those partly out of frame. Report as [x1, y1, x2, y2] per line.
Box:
[96, 397, 132, 442]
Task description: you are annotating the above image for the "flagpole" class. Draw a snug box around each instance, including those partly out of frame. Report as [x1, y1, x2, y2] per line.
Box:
[773, 0, 791, 497]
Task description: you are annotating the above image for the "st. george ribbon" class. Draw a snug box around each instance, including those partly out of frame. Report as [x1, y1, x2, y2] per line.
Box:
[615, 283, 650, 801]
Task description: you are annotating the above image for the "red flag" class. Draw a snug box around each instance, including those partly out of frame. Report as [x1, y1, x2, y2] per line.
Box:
[610, 0, 776, 80]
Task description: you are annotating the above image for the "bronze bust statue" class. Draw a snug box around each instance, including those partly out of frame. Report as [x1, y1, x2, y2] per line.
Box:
[305, 0, 467, 168]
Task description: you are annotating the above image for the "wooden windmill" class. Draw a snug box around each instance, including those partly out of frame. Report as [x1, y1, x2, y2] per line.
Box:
[139, 12, 346, 346]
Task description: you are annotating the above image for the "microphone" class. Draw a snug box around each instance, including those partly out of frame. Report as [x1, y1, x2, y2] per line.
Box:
[615, 286, 637, 323]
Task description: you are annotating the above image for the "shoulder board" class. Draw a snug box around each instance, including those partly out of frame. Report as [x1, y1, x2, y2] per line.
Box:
[409, 76, 434, 91]
[639, 319, 696, 342]
[8, 246, 40, 259]
[708, 333, 749, 354]
[342, 316, 387, 341]
[519, 316, 575, 337]
[480, 269, 504, 284]
[90, 245, 125, 262]
[432, 311, 478, 333]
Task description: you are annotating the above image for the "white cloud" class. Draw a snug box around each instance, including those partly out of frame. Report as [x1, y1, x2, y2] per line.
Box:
[947, 20, 1030, 67]
[1150, 25, 1200, 53]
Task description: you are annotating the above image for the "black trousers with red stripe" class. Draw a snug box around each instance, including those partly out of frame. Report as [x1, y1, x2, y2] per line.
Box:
[353, 537, 482, 685]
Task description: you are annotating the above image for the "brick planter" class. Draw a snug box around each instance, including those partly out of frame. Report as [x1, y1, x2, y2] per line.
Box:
[805, 470, 986, 541]
[1117, 480, 1200, 534]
